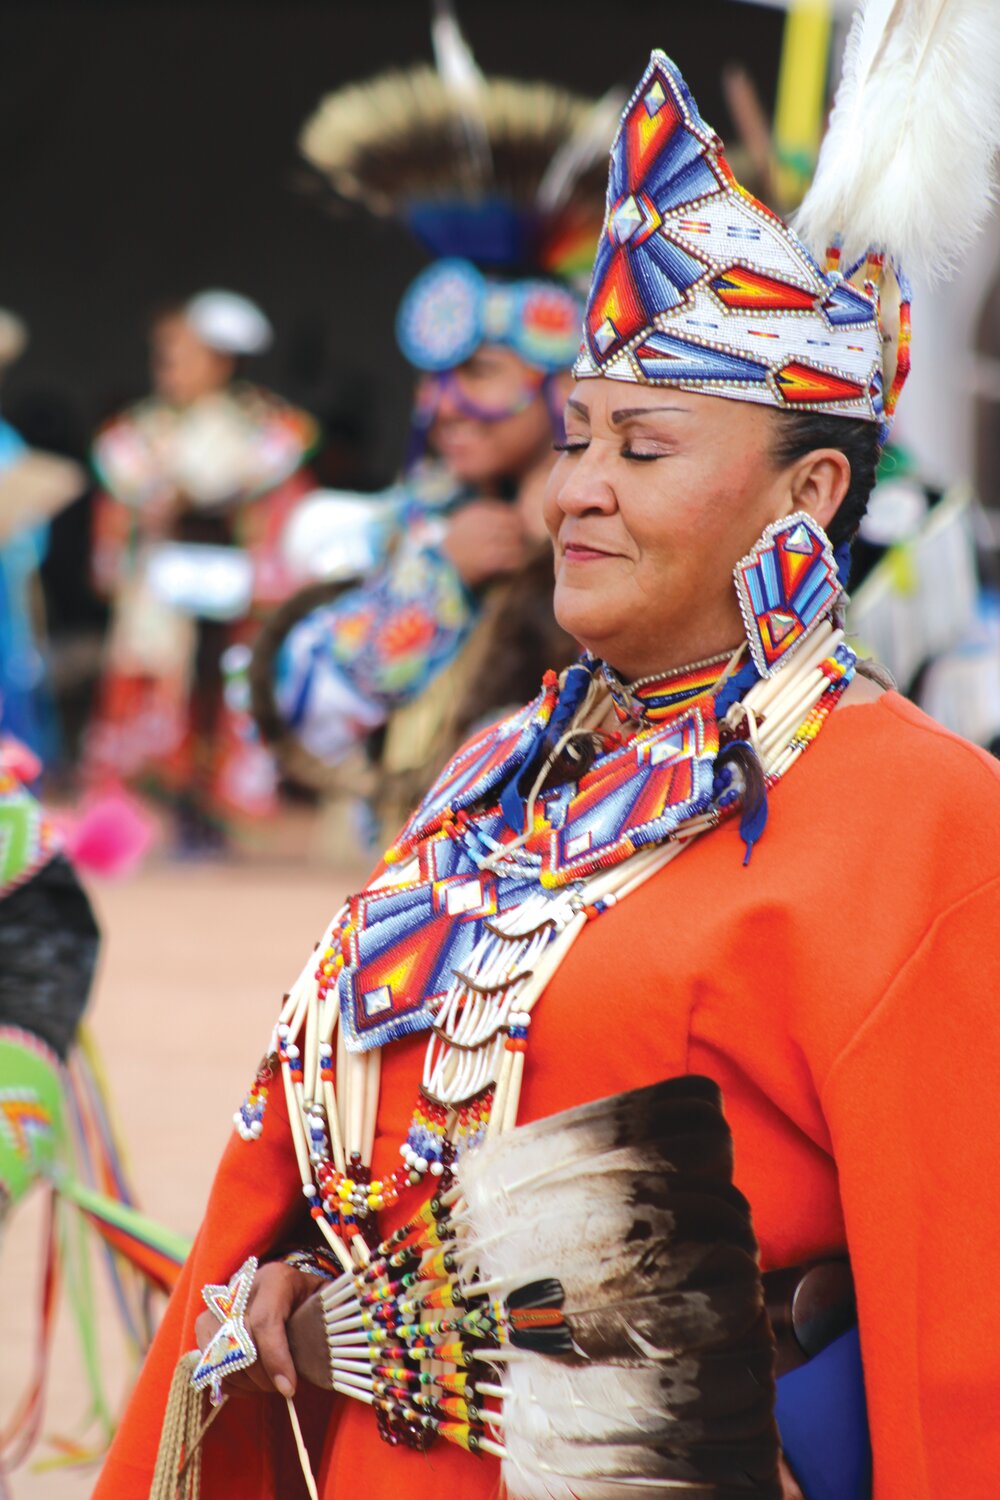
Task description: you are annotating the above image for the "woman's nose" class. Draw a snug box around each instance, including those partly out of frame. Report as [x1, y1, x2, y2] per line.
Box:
[551, 448, 617, 517]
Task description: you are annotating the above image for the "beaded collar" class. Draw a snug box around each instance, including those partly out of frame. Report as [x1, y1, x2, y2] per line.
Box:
[336, 676, 721, 1055]
[600, 649, 741, 726]
[241, 621, 855, 1236]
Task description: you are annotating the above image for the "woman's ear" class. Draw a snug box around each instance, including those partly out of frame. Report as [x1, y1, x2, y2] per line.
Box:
[787, 448, 852, 532]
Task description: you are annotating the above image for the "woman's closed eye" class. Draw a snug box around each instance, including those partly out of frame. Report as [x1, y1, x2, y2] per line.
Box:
[553, 435, 674, 461]
[621, 445, 670, 462]
[554, 438, 671, 456]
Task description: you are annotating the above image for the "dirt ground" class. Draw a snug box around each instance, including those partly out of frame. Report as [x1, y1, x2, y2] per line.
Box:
[0, 846, 368, 1500]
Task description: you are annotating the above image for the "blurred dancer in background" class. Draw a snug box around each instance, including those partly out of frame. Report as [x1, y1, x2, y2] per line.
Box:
[86, 291, 317, 850]
[0, 727, 184, 1474]
[251, 37, 615, 837]
[0, 309, 86, 766]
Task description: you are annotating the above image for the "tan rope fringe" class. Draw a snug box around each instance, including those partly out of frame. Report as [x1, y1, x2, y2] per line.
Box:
[149, 1352, 222, 1500]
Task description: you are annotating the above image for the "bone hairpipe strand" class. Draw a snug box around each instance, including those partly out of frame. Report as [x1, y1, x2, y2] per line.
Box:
[361, 1046, 381, 1168]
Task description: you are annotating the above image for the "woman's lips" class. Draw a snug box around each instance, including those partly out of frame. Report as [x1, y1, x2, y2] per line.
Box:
[562, 541, 620, 562]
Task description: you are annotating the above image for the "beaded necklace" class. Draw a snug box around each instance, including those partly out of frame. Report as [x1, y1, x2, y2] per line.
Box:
[233, 611, 855, 1462]
[600, 646, 741, 726]
[240, 621, 853, 1237]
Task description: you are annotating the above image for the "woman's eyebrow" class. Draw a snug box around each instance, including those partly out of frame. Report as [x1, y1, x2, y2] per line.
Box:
[610, 405, 690, 424]
[566, 398, 590, 422]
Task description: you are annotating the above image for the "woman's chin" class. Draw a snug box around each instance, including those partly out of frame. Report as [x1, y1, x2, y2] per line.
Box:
[553, 586, 624, 657]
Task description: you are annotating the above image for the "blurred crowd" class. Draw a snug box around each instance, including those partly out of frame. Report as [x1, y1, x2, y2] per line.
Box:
[0, 277, 582, 859]
[0, 19, 997, 873]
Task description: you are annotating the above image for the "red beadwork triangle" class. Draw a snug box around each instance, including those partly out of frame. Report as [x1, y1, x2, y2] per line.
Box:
[625, 81, 682, 187]
[711, 266, 816, 312]
[588, 251, 648, 353]
[775, 361, 867, 405]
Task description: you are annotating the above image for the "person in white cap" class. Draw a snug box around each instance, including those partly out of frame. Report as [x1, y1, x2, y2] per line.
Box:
[86, 290, 317, 850]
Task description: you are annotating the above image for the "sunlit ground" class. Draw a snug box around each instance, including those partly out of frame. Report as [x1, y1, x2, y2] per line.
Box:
[0, 832, 368, 1500]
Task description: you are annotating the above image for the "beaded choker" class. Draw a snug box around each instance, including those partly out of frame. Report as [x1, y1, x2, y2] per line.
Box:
[600, 648, 742, 726]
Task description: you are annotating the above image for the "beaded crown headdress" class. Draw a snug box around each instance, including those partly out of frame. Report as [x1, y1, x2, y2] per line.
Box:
[573, 50, 895, 433]
[575, 4, 1000, 441]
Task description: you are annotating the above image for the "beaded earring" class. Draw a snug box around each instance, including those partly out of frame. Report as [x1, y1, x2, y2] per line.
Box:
[733, 512, 841, 678]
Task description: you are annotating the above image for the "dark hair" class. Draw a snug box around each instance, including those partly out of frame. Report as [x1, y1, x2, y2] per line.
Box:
[769, 412, 881, 546]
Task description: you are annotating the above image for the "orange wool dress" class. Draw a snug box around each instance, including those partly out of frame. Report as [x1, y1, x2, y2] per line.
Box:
[94, 693, 1000, 1500]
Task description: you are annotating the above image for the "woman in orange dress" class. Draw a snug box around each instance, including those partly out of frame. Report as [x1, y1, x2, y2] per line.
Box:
[95, 28, 1000, 1500]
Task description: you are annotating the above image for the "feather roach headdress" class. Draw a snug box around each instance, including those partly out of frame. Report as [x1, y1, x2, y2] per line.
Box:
[299, 27, 617, 280]
[298, 5, 615, 375]
[288, 1076, 781, 1497]
[575, 2, 1000, 441]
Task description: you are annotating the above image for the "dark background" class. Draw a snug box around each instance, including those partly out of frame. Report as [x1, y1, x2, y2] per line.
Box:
[0, 0, 784, 483]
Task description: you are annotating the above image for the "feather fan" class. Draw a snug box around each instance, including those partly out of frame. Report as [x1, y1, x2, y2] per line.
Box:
[457, 1079, 779, 1497]
[288, 1077, 779, 1494]
[794, 0, 1000, 281]
[299, 71, 611, 252]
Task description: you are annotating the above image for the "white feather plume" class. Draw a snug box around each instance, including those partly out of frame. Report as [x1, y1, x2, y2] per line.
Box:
[500, 1370, 693, 1500]
[431, 0, 485, 101]
[430, 0, 492, 182]
[794, 0, 1000, 281]
[501, 1359, 681, 1446]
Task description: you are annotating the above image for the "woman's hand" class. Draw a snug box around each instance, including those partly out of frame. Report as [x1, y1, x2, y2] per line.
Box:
[194, 1261, 319, 1398]
[442, 500, 528, 587]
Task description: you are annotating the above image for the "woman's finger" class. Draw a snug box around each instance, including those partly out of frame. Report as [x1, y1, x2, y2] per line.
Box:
[251, 1298, 298, 1398]
[194, 1309, 216, 1353]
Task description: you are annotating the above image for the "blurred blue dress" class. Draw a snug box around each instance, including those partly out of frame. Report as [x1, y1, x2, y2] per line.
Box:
[0, 418, 58, 762]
